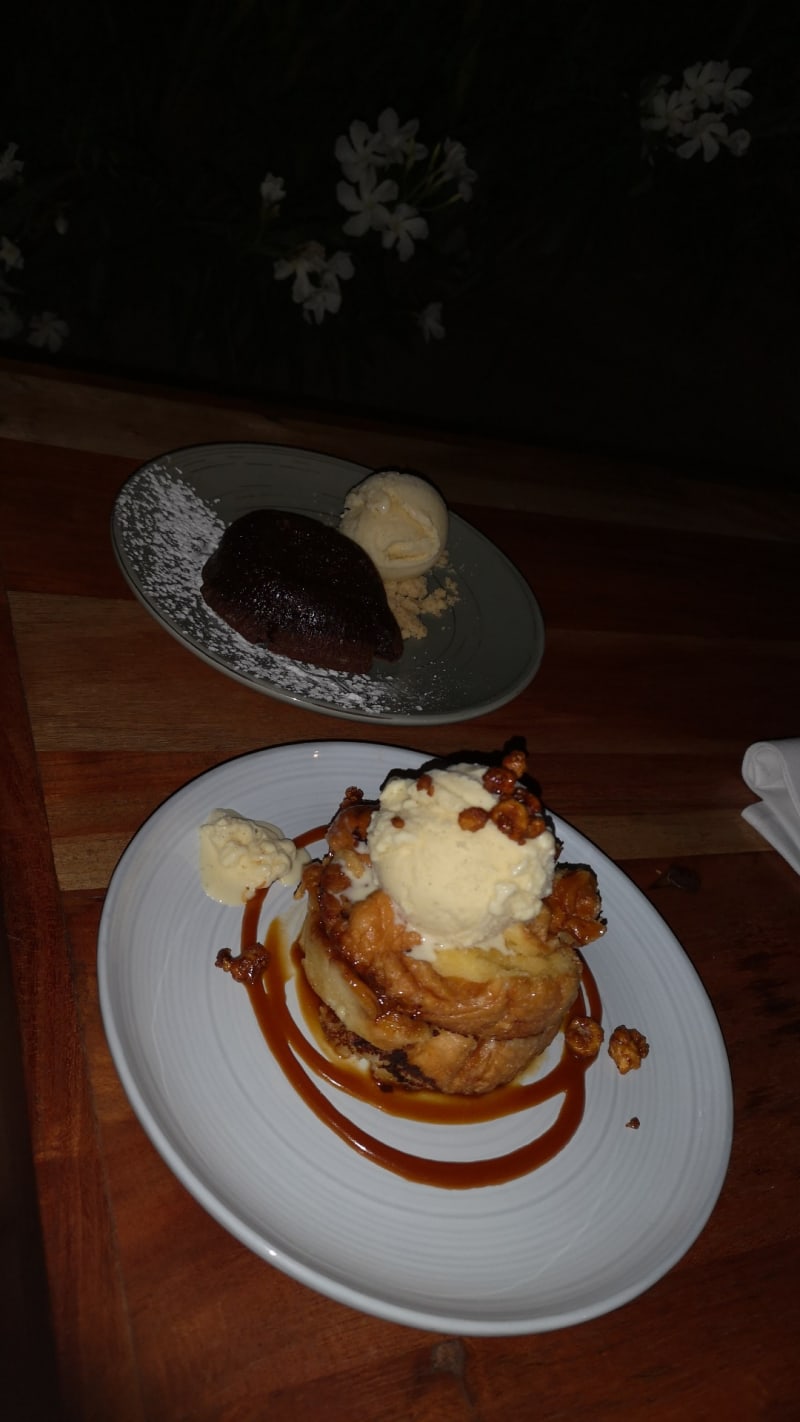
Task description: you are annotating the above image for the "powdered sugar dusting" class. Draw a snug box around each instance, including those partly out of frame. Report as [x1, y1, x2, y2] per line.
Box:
[112, 463, 429, 718]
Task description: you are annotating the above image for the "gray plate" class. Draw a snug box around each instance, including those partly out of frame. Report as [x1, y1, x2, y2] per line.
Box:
[111, 442, 544, 725]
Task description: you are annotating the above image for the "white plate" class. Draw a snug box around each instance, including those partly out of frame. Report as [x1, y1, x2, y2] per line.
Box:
[98, 742, 733, 1335]
[110, 442, 544, 725]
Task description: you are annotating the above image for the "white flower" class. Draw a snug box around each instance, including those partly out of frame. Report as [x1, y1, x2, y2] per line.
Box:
[259, 172, 286, 208]
[275, 243, 353, 323]
[441, 138, 477, 201]
[335, 120, 386, 183]
[325, 250, 355, 283]
[719, 65, 752, 115]
[374, 202, 428, 261]
[681, 61, 726, 111]
[302, 272, 343, 325]
[641, 86, 694, 136]
[418, 301, 445, 342]
[641, 60, 753, 159]
[274, 240, 327, 302]
[375, 108, 427, 166]
[725, 128, 752, 157]
[337, 170, 398, 236]
[0, 235, 24, 271]
[301, 254, 355, 325]
[0, 142, 23, 182]
[0, 297, 23, 340]
[676, 113, 729, 162]
[28, 311, 69, 352]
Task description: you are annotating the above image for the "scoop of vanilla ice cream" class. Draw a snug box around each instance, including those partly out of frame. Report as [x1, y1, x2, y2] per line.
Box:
[340, 470, 448, 580]
[199, 809, 309, 905]
[365, 766, 556, 958]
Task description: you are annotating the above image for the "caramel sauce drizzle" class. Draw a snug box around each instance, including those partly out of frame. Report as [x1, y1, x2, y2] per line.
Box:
[238, 846, 603, 1190]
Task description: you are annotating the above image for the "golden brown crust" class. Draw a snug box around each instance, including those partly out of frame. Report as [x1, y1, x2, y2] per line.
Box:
[320, 882, 582, 1041]
[298, 762, 606, 1096]
[300, 916, 561, 1095]
[298, 856, 600, 1094]
[539, 866, 606, 946]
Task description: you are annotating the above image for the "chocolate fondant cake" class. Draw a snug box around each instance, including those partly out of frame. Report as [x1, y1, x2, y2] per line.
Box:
[201, 509, 403, 673]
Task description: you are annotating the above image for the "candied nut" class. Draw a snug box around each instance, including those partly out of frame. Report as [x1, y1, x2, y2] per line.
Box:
[483, 749, 531, 798]
[416, 773, 434, 796]
[341, 785, 364, 808]
[479, 751, 548, 843]
[522, 803, 547, 837]
[626, 1117, 641, 1130]
[490, 797, 530, 843]
[458, 806, 489, 832]
[545, 866, 605, 946]
[327, 796, 373, 848]
[495, 796, 545, 843]
[609, 1025, 650, 1075]
[215, 943, 270, 987]
[483, 764, 518, 799]
[391, 816, 405, 829]
[517, 784, 543, 812]
[565, 1015, 604, 1060]
[502, 748, 528, 779]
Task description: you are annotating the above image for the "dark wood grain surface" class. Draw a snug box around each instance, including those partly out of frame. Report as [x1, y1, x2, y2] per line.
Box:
[1, 359, 798, 1421]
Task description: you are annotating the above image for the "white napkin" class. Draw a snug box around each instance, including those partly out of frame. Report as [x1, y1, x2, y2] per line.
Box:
[741, 740, 800, 874]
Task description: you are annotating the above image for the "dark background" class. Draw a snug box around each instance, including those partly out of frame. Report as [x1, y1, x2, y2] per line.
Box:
[3, 1, 798, 485]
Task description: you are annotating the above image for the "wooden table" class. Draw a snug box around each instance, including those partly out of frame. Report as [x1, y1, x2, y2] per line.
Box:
[2, 359, 798, 1421]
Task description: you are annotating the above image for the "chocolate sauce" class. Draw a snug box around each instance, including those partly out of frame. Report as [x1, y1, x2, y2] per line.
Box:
[239, 886, 602, 1189]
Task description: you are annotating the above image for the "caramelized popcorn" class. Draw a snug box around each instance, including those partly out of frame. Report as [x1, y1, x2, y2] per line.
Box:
[609, 1025, 650, 1075]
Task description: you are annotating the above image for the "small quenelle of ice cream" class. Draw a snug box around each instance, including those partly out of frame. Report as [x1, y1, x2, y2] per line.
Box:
[359, 765, 557, 960]
[340, 470, 448, 580]
[199, 809, 309, 906]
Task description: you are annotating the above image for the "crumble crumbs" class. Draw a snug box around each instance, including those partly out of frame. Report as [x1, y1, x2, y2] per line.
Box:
[385, 555, 460, 640]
